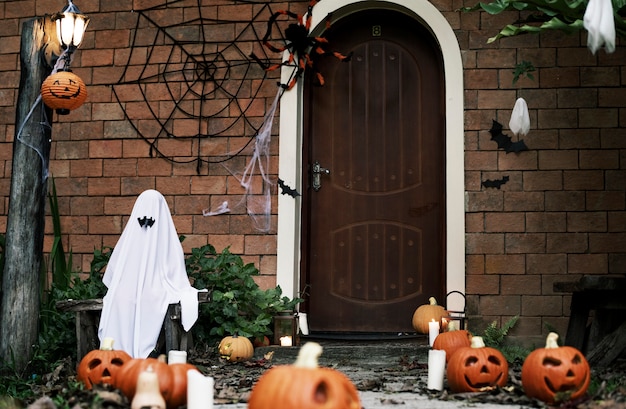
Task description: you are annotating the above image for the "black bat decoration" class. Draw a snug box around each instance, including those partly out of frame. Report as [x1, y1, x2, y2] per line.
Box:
[137, 216, 155, 228]
[489, 120, 528, 153]
[278, 178, 300, 197]
[482, 175, 509, 189]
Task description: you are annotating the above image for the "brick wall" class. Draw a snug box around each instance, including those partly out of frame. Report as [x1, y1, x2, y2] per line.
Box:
[1, 0, 625, 342]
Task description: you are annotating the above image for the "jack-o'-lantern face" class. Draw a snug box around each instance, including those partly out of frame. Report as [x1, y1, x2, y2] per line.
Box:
[522, 337, 590, 404]
[41, 71, 88, 114]
[76, 348, 132, 389]
[446, 337, 509, 393]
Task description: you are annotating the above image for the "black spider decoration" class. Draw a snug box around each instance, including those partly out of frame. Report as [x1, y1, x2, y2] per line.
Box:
[251, 0, 352, 90]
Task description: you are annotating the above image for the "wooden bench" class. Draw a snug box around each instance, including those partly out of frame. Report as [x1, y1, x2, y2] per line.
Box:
[554, 275, 626, 366]
[56, 291, 211, 362]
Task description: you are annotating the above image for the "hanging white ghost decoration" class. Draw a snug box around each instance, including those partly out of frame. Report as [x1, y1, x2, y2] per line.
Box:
[98, 189, 203, 358]
[509, 97, 530, 137]
[584, 0, 616, 54]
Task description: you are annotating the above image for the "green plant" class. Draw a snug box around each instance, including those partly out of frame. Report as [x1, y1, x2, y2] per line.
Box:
[481, 315, 530, 364]
[512, 60, 536, 84]
[461, 0, 626, 43]
[186, 244, 302, 341]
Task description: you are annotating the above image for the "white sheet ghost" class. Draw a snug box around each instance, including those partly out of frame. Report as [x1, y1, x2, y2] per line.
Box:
[98, 189, 202, 358]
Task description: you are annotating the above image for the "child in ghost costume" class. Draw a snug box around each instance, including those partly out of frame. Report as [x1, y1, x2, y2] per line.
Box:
[98, 190, 202, 358]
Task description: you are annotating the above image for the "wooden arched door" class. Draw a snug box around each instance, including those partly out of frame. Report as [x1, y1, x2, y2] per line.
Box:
[302, 9, 446, 334]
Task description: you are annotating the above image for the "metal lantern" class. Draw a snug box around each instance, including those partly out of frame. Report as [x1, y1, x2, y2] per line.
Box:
[41, 70, 88, 115]
[53, 1, 90, 52]
[273, 312, 298, 346]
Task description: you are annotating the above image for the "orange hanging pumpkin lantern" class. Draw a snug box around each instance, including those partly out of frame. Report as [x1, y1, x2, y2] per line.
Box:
[76, 337, 132, 389]
[40, 70, 87, 115]
[521, 332, 590, 405]
[248, 342, 361, 409]
[446, 336, 509, 393]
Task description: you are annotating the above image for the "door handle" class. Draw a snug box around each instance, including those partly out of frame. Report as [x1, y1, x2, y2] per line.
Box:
[312, 161, 330, 191]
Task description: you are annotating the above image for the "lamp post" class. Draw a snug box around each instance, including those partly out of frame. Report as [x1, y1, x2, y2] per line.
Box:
[1, 1, 88, 372]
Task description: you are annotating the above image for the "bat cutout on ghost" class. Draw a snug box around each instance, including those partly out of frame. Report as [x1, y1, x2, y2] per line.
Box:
[137, 216, 155, 228]
[482, 175, 510, 189]
[278, 178, 300, 197]
[489, 120, 528, 153]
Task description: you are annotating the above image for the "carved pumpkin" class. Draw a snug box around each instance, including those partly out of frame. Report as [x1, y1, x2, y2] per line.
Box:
[447, 336, 509, 393]
[432, 321, 471, 362]
[412, 297, 448, 334]
[76, 337, 132, 389]
[218, 334, 254, 362]
[248, 342, 361, 409]
[40, 70, 88, 114]
[521, 332, 590, 404]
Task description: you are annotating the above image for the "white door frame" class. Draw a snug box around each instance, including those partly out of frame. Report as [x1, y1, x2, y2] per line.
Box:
[276, 0, 466, 313]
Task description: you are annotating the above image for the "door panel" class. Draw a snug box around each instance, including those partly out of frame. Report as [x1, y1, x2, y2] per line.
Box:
[303, 9, 445, 333]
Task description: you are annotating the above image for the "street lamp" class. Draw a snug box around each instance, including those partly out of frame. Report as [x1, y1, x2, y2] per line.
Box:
[52, 0, 90, 68]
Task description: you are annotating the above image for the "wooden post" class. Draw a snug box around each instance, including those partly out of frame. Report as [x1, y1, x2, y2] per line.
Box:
[0, 16, 59, 371]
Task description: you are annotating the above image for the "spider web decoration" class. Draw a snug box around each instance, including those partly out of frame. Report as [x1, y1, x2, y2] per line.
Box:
[112, 0, 311, 231]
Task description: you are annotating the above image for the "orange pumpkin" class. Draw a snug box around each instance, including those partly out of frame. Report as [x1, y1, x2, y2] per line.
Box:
[432, 321, 471, 362]
[447, 336, 509, 393]
[76, 338, 132, 389]
[412, 297, 448, 334]
[168, 362, 199, 409]
[115, 357, 173, 403]
[521, 332, 590, 404]
[114, 355, 199, 408]
[218, 334, 254, 362]
[248, 342, 361, 409]
[40, 70, 88, 114]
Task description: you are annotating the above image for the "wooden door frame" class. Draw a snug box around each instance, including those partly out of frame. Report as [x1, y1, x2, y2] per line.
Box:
[276, 0, 466, 313]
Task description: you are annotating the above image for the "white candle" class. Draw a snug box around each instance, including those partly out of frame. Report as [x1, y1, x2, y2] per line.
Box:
[168, 350, 187, 364]
[187, 370, 214, 409]
[427, 349, 446, 391]
[429, 319, 440, 346]
[280, 336, 292, 346]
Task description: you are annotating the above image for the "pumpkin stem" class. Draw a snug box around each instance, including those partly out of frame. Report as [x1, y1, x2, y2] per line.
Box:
[545, 332, 559, 349]
[448, 321, 457, 332]
[294, 342, 323, 369]
[428, 297, 438, 305]
[470, 336, 486, 348]
[100, 337, 114, 350]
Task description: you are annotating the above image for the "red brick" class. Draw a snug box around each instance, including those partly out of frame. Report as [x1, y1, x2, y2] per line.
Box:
[466, 191, 503, 212]
[580, 67, 620, 86]
[521, 295, 563, 316]
[498, 150, 538, 170]
[589, 233, 626, 253]
[505, 233, 546, 253]
[567, 254, 608, 274]
[526, 212, 566, 232]
[546, 233, 588, 253]
[88, 178, 121, 196]
[477, 90, 516, 109]
[504, 192, 544, 211]
[71, 159, 103, 177]
[537, 109, 578, 129]
[545, 191, 585, 211]
[579, 108, 618, 128]
[103, 159, 138, 177]
[465, 213, 484, 232]
[466, 254, 485, 275]
[484, 212, 524, 232]
[480, 295, 521, 316]
[559, 129, 600, 149]
[527, 254, 567, 275]
[567, 212, 607, 232]
[501, 275, 541, 295]
[466, 275, 499, 294]
[485, 254, 525, 274]
[466, 233, 504, 254]
[563, 170, 604, 190]
[537, 150, 578, 170]
[523, 170, 562, 191]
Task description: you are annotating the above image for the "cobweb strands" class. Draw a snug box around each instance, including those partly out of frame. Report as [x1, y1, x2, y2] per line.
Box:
[110, 0, 306, 231]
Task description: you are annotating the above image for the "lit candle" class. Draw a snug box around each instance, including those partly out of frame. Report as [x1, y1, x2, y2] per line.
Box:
[187, 370, 214, 409]
[429, 319, 440, 346]
[441, 317, 449, 332]
[427, 349, 446, 391]
[280, 336, 292, 346]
